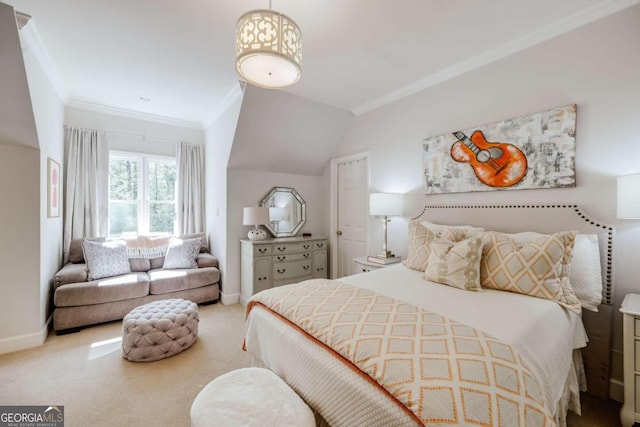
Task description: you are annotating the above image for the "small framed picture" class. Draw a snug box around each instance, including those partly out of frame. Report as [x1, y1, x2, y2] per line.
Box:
[47, 158, 61, 218]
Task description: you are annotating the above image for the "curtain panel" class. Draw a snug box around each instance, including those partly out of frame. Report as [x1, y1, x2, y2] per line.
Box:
[176, 142, 205, 234]
[63, 126, 109, 262]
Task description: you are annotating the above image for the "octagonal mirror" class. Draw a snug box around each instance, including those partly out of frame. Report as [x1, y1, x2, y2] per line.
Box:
[261, 187, 306, 237]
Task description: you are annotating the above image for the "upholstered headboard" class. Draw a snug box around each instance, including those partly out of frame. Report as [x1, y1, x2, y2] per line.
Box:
[413, 204, 615, 398]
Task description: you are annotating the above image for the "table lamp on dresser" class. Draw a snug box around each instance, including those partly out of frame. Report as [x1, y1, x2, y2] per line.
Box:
[243, 206, 270, 241]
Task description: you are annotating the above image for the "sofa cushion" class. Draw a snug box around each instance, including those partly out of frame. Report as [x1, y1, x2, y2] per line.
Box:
[148, 267, 220, 295]
[129, 258, 151, 272]
[150, 257, 165, 269]
[54, 272, 150, 307]
[55, 262, 88, 288]
[163, 237, 201, 269]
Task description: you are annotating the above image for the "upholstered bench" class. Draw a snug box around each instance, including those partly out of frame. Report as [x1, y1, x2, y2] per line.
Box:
[190, 368, 315, 427]
[122, 298, 198, 362]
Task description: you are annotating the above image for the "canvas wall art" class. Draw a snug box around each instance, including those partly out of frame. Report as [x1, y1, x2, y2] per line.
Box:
[423, 104, 576, 194]
[47, 157, 60, 218]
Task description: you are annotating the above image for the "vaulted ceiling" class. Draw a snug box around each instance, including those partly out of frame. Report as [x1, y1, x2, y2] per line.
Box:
[5, 0, 637, 128]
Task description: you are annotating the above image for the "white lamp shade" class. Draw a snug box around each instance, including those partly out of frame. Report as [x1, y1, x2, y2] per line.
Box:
[243, 206, 270, 225]
[236, 9, 302, 89]
[369, 193, 403, 216]
[618, 173, 640, 219]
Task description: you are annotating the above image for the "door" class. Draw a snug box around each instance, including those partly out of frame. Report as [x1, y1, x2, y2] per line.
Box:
[336, 157, 369, 277]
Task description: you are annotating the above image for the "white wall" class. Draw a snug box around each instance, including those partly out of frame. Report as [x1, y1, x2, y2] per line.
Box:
[65, 108, 204, 156]
[332, 6, 640, 387]
[224, 169, 327, 302]
[22, 26, 66, 330]
[0, 3, 45, 353]
[204, 88, 244, 304]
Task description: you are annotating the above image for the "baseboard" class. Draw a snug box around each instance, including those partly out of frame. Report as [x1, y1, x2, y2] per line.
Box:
[239, 294, 248, 307]
[220, 292, 240, 305]
[610, 378, 624, 402]
[0, 316, 51, 355]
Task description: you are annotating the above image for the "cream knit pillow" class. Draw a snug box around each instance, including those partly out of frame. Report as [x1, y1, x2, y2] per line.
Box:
[424, 236, 483, 291]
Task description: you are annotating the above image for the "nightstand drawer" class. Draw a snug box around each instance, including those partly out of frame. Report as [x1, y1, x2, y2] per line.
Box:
[635, 318, 640, 337]
[636, 341, 640, 371]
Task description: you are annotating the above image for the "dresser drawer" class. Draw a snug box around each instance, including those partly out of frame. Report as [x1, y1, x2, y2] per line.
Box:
[272, 243, 310, 255]
[636, 375, 640, 412]
[273, 252, 311, 262]
[635, 340, 640, 372]
[252, 245, 271, 257]
[273, 260, 312, 280]
[635, 318, 640, 337]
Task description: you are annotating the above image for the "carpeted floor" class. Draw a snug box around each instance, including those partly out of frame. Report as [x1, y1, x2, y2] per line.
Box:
[0, 302, 622, 426]
[0, 303, 251, 427]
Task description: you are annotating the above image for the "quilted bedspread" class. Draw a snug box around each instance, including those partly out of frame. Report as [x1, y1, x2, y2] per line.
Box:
[246, 279, 556, 427]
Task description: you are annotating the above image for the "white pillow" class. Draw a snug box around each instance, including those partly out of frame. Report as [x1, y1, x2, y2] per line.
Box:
[420, 220, 485, 236]
[82, 239, 131, 280]
[508, 232, 603, 311]
[163, 237, 201, 269]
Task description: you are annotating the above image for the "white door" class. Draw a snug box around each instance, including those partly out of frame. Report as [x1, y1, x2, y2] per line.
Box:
[336, 157, 369, 277]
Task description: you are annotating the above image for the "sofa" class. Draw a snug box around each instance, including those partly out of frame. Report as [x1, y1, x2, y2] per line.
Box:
[53, 233, 220, 334]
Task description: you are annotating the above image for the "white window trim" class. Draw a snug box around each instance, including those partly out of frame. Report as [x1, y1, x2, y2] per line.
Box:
[108, 150, 176, 237]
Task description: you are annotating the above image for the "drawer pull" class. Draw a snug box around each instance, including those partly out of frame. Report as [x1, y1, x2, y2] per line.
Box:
[303, 244, 310, 249]
[303, 265, 310, 271]
[316, 243, 324, 248]
[362, 268, 368, 272]
[258, 276, 268, 281]
[277, 256, 286, 261]
[258, 248, 267, 253]
[303, 253, 310, 258]
[277, 268, 286, 274]
[277, 247, 286, 252]
[316, 267, 324, 272]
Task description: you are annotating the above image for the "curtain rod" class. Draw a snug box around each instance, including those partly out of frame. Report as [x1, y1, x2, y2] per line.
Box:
[64, 125, 176, 144]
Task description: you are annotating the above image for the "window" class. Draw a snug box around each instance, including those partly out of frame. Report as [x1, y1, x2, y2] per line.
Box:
[108, 152, 176, 237]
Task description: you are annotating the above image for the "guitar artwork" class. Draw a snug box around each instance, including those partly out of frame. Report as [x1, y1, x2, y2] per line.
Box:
[450, 130, 528, 188]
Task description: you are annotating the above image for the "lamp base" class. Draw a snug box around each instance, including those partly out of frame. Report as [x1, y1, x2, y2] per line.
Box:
[376, 250, 395, 259]
[248, 229, 267, 241]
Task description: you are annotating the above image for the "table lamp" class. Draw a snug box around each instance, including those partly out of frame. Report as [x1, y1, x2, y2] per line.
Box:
[243, 206, 270, 241]
[618, 173, 640, 219]
[369, 193, 403, 258]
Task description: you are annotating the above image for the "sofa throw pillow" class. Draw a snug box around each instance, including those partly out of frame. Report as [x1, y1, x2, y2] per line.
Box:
[402, 221, 467, 272]
[82, 240, 131, 281]
[424, 236, 483, 291]
[68, 237, 105, 263]
[180, 232, 208, 253]
[163, 237, 201, 269]
[480, 231, 581, 313]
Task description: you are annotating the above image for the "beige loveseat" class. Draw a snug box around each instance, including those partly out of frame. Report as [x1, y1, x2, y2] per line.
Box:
[53, 234, 220, 334]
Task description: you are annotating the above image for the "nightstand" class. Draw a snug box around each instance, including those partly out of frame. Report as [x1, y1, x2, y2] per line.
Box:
[620, 293, 640, 427]
[353, 257, 401, 274]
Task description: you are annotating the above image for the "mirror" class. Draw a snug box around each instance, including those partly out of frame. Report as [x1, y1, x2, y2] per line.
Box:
[261, 187, 306, 237]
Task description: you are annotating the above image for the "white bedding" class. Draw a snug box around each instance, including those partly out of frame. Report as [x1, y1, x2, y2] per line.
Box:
[245, 264, 587, 426]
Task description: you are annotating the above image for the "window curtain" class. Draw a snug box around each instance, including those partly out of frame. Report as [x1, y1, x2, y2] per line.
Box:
[63, 126, 109, 261]
[176, 142, 205, 235]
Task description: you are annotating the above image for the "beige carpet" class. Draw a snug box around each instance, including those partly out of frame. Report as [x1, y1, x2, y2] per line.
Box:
[0, 302, 622, 427]
[0, 303, 251, 427]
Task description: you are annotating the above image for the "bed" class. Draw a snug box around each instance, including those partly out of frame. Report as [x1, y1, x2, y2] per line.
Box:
[244, 205, 614, 426]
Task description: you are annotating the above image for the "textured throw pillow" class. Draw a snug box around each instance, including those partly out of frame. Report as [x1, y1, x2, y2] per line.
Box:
[403, 221, 467, 272]
[180, 232, 208, 253]
[163, 237, 201, 269]
[480, 231, 581, 313]
[68, 237, 105, 263]
[82, 240, 131, 280]
[424, 236, 483, 291]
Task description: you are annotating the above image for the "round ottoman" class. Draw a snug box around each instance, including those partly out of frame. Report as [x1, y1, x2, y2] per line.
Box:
[190, 368, 315, 427]
[122, 298, 198, 362]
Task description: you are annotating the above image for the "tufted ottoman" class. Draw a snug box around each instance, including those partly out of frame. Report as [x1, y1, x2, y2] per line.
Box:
[190, 368, 315, 427]
[122, 298, 198, 362]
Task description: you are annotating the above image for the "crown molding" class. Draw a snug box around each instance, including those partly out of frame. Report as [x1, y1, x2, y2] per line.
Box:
[201, 82, 246, 130]
[18, 19, 69, 103]
[352, 0, 640, 115]
[67, 100, 203, 130]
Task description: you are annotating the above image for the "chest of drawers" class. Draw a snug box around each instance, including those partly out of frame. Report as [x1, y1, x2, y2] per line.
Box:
[240, 237, 328, 305]
[621, 293, 640, 426]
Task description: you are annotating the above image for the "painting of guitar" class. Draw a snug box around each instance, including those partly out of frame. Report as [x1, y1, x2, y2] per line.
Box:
[450, 130, 528, 188]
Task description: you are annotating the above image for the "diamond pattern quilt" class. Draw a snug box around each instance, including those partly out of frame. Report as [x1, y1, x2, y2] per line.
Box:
[247, 279, 555, 426]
